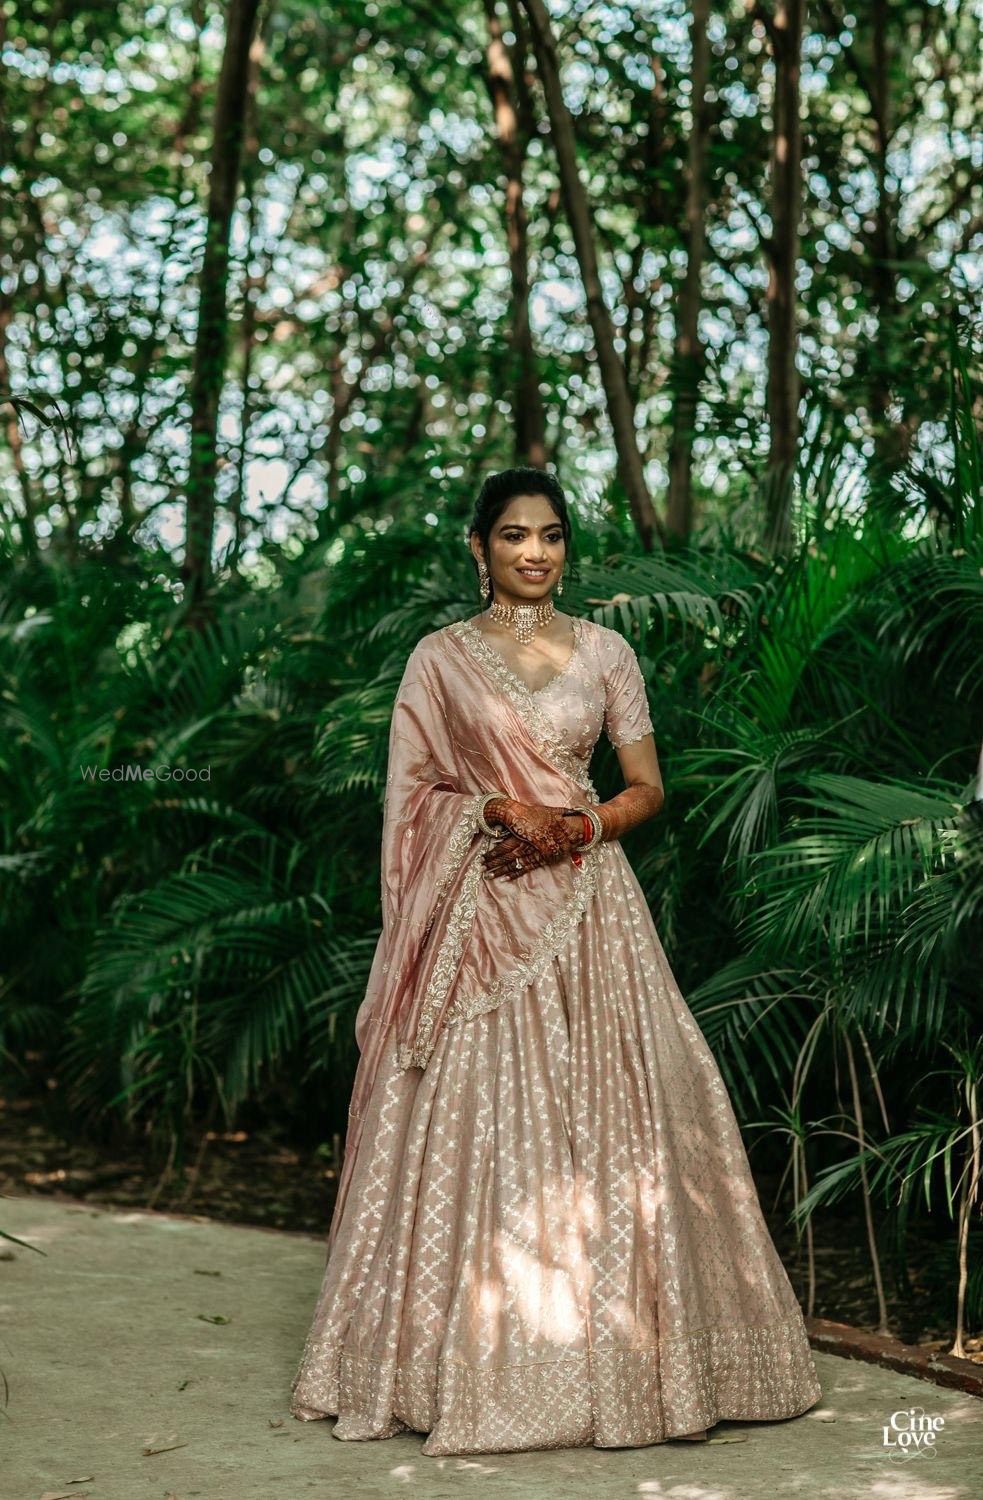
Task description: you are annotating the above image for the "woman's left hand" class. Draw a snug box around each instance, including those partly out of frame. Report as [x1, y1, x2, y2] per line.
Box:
[482, 808, 584, 879]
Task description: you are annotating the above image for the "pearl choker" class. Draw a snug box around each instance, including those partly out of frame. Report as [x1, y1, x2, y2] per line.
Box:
[487, 597, 555, 644]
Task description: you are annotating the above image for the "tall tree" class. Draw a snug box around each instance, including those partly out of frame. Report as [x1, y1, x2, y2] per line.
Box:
[816, 0, 908, 467]
[182, 0, 264, 611]
[666, 0, 711, 542]
[0, 296, 36, 558]
[519, 0, 664, 548]
[230, 2, 268, 565]
[483, 0, 547, 468]
[759, 0, 805, 551]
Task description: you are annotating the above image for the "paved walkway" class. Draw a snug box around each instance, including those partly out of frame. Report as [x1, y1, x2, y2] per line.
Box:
[2, 1195, 980, 1500]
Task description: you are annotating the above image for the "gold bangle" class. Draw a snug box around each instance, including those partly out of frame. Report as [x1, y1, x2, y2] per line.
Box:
[477, 791, 508, 838]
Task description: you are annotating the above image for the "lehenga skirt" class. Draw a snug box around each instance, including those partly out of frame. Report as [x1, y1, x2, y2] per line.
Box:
[290, 842, 822, 1454]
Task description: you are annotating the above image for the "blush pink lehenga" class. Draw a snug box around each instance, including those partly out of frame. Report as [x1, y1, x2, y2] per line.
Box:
[289, 615, 822, 1455]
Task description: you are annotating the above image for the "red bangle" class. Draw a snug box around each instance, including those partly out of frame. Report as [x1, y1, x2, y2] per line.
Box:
[570, 811, 593, 867]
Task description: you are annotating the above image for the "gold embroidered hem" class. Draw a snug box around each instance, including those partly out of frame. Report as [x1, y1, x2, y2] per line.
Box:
[291, 1317, 820, 1454]
[290, 839, 821, 1457]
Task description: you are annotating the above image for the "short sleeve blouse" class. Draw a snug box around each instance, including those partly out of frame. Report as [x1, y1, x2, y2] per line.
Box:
[602, 631, 654, 748]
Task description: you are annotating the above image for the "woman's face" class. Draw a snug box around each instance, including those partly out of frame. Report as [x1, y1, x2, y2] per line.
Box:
[471, 493, 566, 607]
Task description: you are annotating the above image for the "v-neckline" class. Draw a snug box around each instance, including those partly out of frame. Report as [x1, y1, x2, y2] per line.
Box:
[460, 615, 583, 698]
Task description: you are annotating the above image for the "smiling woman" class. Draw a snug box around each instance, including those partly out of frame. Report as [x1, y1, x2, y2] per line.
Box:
[288, 468, 822, 1456]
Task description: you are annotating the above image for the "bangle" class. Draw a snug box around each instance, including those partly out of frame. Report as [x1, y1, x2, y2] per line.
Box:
[477, 790, 508, 838]
[558, 804, 603, 852]
[575, 806, 603, 851]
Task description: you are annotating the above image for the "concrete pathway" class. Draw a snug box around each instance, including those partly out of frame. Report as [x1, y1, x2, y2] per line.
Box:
[2, 1195, 980, 1500]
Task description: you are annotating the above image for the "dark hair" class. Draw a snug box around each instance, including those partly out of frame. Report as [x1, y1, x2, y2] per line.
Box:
[467, 467, 573, 600]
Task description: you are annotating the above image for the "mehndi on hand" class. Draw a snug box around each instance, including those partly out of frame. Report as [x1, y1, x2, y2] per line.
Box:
[481, 802, 586, 879]
[482, 787, 664, 879]
[479, 797, 577, 863]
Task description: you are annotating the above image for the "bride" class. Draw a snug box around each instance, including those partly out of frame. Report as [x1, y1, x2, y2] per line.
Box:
[290, 466, 821, 1455]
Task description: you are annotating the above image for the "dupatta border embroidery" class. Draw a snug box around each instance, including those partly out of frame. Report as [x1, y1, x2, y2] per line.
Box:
[442, 842, 603, 1038]
[396, 795, 487, 1070]
[396, 852, 485, 1072]
[397, 843, 604, 1073]
[424, 792, 484, 940]
[447, 619, 599, 800]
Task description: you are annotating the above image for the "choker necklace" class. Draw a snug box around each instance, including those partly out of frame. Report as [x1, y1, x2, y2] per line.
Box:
[487, 596, 555, 644]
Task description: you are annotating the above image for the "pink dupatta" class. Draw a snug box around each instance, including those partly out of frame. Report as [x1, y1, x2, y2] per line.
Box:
[328, 618, 604, 1249]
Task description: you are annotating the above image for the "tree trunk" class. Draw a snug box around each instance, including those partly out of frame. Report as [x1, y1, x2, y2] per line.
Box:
[0, 0, 32, 549]
[666, 0, 710, 543]
[484, 0, 547, 468]
[2, 0, 67, 559]
[182, 0, 263, 612]
[230, 13, 267, 566]
[817, 0, 905, 464]
[867, 0, 908, 467]
[519, 0, 663, 548]
[0, 294, 37, 556]
[320, 231, 438, 504]
[116, 4, 210, 550]
[763, 0, 804, 552]
[623, 53, 668, 401]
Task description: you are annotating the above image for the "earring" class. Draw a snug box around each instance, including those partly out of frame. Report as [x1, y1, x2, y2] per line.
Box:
[556, 569, 564, 596]
[477, 559, 490, 600]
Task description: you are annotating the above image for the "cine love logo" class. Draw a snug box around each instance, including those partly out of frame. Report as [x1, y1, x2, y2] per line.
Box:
[882, 1407, 945, 1461]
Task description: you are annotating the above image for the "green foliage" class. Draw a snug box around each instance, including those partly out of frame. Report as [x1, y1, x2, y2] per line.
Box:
[2, 385, 978, 1162]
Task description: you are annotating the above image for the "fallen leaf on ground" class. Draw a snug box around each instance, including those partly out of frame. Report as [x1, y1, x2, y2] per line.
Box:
[195, 1313, 230, 1324]
[707, 1431, 749, 1444]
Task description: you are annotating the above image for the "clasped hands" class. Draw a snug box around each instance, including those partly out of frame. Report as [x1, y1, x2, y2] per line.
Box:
[481, 796, 591, 881]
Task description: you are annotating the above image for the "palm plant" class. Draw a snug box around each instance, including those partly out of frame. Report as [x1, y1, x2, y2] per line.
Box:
[0, 348, 979, 1352]
[789, 1032, 983, 1356]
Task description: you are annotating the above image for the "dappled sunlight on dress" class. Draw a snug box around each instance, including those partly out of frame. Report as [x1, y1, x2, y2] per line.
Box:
[289, 616, 821, 1455]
